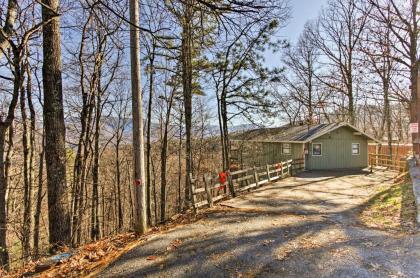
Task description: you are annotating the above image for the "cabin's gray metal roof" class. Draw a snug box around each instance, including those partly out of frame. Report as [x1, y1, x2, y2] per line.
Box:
[232, 122, 380, 143]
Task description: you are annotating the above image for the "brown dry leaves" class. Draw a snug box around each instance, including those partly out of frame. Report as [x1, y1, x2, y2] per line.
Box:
[4, 210, 206, 278]
[43, 233, 139, 277]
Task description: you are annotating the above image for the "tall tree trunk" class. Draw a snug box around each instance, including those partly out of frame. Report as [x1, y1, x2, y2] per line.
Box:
[129, 0, 147, 234]
[384, 79, 392, 159]
[409, 0, 419, 156]
[160, 94, 173, 223]
[146, 45, 155, 225]
[91, 90, 101, 241]
[71, 15, 93, 246]
[0, 127, 9, 267]
[33, 134, 44, 259]
[177, 106, 183, 213]
[0, 51, 21, 267]
[182, 1, 194, 207]
[20, 73, 32, 260]
[26, 57, 36, 258]
[115, 140, 123, 230]
[220, 95, 236, 196]
[42, 0, 71, 251]
[216, 92, 226, 170]
[347, 52, 355, 125]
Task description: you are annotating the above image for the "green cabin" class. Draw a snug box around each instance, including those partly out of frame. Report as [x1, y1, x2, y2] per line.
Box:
[231, 122, 380, 170]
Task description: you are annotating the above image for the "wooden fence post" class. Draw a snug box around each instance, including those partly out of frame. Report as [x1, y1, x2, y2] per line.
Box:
[288, 161, 291, 176]
[280, 163, 284, 179]
[253, 167, 259, 187]
[203, 174, 213, 208]
[290, 161, 294, 176]
[190, 173, 197, 213]
[227, 170, 236, 197]
[266, 164, 271, 182]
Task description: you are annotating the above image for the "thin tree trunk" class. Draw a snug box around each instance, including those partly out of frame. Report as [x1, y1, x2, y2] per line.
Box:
[0, 50, 21, 267]
[26, 57, 37, 258]
[33, 134, 45, 259]
[91, 89, 101, 241]
[177, 106, 183, 213]
[115, 140, 123, 230]
[160, 94, 174, 223]
[146, 44, 155, 225]
[20, 72, 32, 260]
[0, 127, 9, 267]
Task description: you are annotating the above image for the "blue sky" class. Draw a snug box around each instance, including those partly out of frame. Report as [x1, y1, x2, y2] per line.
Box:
[235, 0, 328, 127]
[265, 0, 328, 68]
[284, 0, 328, 43]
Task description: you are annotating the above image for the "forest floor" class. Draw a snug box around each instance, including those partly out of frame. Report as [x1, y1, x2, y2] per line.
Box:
[96, 169, 420, 278]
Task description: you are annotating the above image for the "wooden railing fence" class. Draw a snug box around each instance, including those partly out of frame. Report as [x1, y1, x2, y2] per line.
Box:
[368, 153, 407, 173]
[190, 158, 304, 210]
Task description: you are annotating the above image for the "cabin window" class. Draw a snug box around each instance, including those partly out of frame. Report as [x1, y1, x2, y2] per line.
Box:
[352, 143, 360, 155]
[282, 143, 291, 154]
[312, 143, 322, 156]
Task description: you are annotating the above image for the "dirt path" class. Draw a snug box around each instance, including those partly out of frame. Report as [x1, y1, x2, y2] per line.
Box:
[98, 170, 420, 278]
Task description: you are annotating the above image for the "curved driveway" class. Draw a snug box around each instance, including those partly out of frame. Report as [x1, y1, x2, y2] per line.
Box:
[99, 170, 420, 278]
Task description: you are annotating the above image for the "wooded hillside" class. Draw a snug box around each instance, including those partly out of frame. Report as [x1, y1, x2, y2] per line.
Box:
[0, 0, 418, 272]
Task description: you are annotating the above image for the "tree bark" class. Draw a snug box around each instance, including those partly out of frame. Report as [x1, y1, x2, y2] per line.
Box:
[177, 105, 183, 213]
[0, 0, 18, 58]
[0, 49, 21, 267]
[115, 139, 123, 230]
[42, 0, 71, 251]
[160, 93, 174, 222]
[33, 134, 44, 258]
[182, 0, 194, 207]
[20, 72, 32, 260]
[129, 0, 147, 234]
[0, 128, 9, 267]
[146, 44, 155, 225]
[91, 86, 101, 241]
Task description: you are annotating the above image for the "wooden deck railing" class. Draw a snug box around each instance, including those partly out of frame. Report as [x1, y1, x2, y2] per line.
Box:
[190, 159, 304, 210]
[368, 153, 407, 173]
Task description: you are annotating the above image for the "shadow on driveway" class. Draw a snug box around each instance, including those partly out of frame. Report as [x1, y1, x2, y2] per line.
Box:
[98, 170, 419, 278]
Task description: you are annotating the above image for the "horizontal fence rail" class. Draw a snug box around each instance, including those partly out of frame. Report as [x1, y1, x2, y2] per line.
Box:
[368, 153, 407, 173]
[190, 159, 304, 210]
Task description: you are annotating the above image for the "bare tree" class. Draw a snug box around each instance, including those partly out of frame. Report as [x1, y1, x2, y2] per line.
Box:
[360, 5, 398, 157]
[369, 0, 419, 154]
[281, 22, 321, 124]
[311, 0, 371, 124]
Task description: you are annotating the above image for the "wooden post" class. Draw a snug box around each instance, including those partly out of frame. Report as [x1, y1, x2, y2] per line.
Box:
[280, 163, 284, 179]
[288, 161, 291, 176]
[190, 173, 197, 213]
[203, 174, 213, 208]
[253, 167, 259, 187]
[266, 164, 271, 182]
[290, 160, 294, 176]
[227, 171, 236, 197]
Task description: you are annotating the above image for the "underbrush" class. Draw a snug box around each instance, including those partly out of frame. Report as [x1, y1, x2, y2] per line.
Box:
[359, 176, 417, 233]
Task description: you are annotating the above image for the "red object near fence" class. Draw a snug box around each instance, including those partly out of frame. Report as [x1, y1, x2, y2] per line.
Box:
[218, 172, 227, 184]
[275, 163, 282, 170]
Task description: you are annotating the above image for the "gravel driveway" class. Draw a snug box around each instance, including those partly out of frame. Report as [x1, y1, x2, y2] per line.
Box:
[98, 170, 420, 278]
